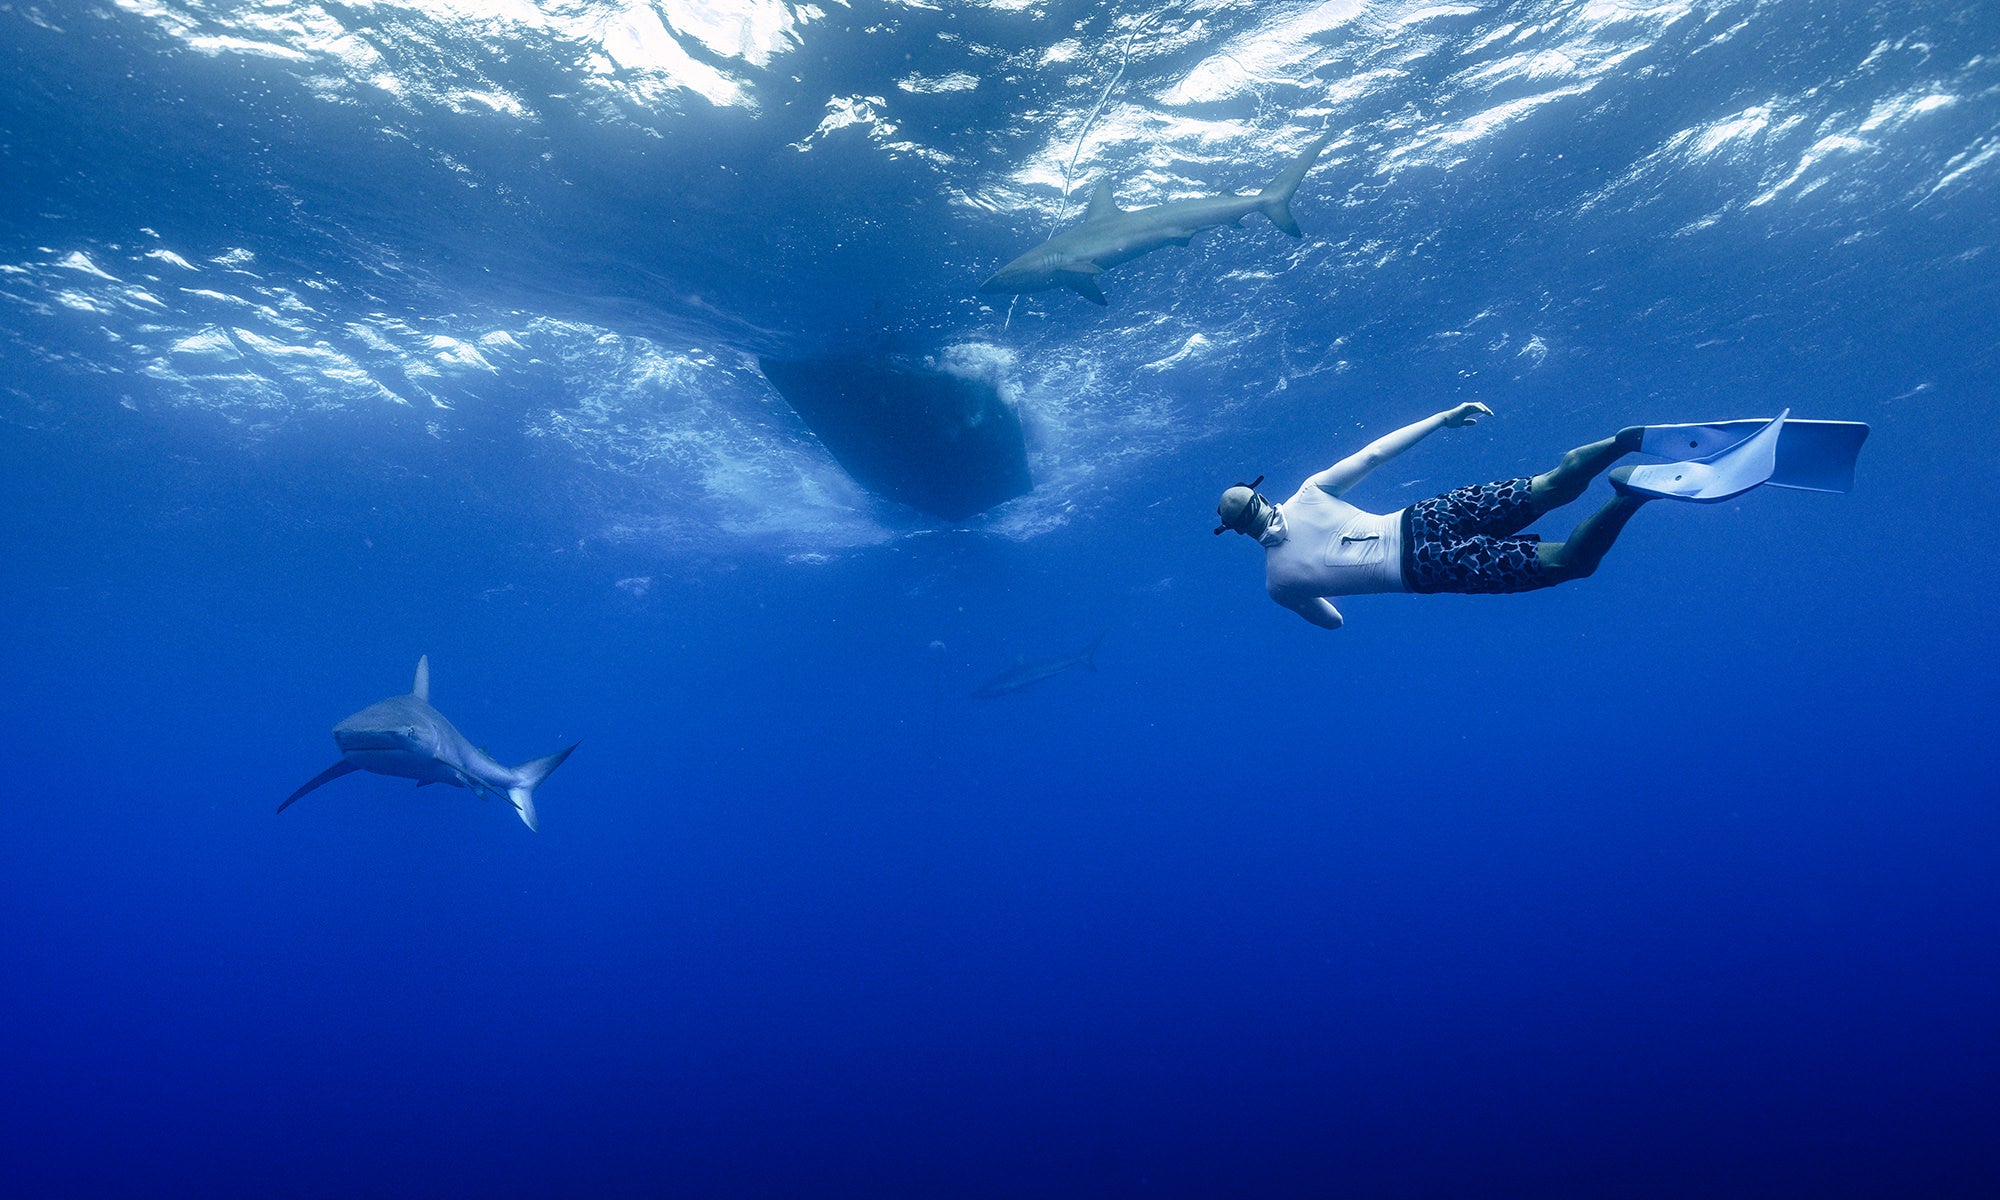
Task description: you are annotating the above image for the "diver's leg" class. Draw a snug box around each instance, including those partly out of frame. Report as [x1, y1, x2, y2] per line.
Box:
[1529, 427, 1644, 514]
[1537, 493, 1650, 583]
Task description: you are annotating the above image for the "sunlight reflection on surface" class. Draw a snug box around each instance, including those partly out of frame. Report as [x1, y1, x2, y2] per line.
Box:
[113, 0, 812, 112]
[10, 0, 1996, 559]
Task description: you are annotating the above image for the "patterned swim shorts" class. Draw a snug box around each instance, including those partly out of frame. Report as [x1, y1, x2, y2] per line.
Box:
[1400, 476, 1550, 595]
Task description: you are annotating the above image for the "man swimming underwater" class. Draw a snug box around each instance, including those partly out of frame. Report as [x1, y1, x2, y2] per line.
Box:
[1213, 403, 1656, 630]
[1217, 401, 1870, 627]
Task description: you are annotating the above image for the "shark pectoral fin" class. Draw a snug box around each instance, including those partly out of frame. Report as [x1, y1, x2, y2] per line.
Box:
[277, 760, 360, 814]
[1169, 234, 1195, 245]
[1069, 262, 1103, 274]
[1061, 274, 1109, 305]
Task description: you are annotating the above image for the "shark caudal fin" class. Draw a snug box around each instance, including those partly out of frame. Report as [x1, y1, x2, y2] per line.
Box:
[505, 742, 578, 832]
[1081, 631, 1108, 672]
[1257, 132, 1334, 237]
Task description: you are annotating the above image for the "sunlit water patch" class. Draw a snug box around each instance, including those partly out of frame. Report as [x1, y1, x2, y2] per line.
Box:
[5, 0, 1995, 563]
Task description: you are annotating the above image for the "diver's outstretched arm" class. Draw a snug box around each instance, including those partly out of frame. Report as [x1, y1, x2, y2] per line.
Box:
[1304, 403, 1492, 496]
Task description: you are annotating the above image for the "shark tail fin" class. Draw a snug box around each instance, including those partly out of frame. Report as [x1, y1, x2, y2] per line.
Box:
[506, 743, 578, 832]
[1258, 132, 1334, 238]
[1082, 631, 1107, 672]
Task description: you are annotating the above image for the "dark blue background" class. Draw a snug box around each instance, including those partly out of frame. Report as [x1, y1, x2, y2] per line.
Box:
[4, 1, 1998, 1196]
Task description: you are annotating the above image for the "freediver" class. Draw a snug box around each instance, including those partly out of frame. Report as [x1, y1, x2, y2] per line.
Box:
[1213, 403, 1866, 630]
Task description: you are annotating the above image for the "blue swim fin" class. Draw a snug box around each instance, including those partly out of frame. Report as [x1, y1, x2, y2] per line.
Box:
[1617, 410, 1790, 503]
[1638, 416, 1870, 493]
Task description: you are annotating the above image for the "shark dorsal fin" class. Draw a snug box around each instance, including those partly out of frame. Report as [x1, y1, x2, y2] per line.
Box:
[1085, 178, 1120, 223]
[413, 655, 430, 702]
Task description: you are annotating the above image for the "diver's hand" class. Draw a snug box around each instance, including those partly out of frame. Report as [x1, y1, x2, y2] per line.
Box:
[1442, 402, 1493, 428]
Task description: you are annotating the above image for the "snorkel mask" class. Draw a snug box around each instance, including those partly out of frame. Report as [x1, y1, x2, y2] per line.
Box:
[1213, 476, 1269, 536]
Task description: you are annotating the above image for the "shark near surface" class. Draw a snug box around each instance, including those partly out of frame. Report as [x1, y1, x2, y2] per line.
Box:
[278, 656, 577, 831]
[979, 133, 1336, 305]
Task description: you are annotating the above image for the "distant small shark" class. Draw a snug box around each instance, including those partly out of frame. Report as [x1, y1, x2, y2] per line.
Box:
[973, 634, 1106, 698]
[278, 656, 577, 831]
[979, 133, 1336, 305]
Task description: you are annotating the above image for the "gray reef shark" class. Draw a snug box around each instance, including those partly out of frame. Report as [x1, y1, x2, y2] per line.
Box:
[979, 132, 1335, 305]
[278, 656, 577, 831]
[973, 634, 1106, 698]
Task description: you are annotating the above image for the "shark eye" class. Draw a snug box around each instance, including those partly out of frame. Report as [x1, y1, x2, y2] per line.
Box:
[406, 727, 417, 737]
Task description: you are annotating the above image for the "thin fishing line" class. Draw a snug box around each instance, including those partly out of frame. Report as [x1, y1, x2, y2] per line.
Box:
[1002, 4, 1165, 332]
[1053, 6, 1166, 232]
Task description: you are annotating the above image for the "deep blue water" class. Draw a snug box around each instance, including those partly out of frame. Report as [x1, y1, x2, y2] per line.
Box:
[4, 1, 1999, 1195]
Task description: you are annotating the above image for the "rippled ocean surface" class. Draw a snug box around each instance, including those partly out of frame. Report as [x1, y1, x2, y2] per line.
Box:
[3, 2, 1997, 1195]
